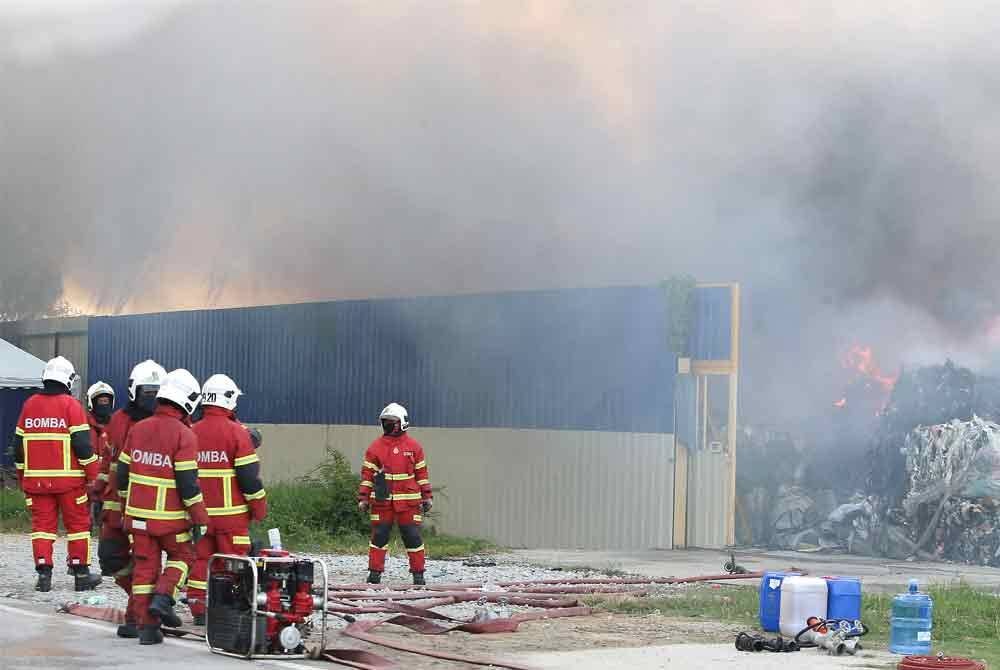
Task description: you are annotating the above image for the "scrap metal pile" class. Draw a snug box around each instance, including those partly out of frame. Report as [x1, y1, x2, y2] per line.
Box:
[748, 361, 1000, 565]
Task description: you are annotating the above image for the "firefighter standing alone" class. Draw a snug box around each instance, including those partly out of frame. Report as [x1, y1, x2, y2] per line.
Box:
[358, 403, 432, 585]
[13, 356, 102, 592]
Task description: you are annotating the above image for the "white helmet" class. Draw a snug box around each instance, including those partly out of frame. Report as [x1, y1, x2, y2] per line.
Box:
[156, 369, 202, 415]
[42, 356, 77, 389]
[127, 359, 166, 401]
[379, 403, 409, 431]
[86, 381, 116, 411]
[201, 373, 242, 411]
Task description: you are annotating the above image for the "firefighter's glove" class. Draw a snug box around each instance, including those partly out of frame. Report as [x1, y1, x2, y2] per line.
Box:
[358, 500, 370, 514]
[421, 500, 433, 514]
[192, 525, 208, 544]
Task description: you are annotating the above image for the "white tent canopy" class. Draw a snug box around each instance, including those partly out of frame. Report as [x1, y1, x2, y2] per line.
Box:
[0, 338, 45, 389]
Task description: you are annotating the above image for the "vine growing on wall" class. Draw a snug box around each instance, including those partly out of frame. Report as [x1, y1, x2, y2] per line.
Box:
[661, 275, 696, 356]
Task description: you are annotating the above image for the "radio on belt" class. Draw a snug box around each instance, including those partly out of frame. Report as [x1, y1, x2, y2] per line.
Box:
[205, 528, 329, 659]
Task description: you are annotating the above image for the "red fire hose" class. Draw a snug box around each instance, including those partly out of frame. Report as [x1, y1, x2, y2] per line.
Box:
[898, 657, 986, 670]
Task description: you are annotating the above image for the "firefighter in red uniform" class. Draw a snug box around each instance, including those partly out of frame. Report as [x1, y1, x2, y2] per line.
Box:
[117, 368, 209, 645]
[186, 374, 268, 626]
[98, 359, 166, 639]
[12, 356, 102, 592]
[358, 403, 432, 585]
[86, 381, 115, 526]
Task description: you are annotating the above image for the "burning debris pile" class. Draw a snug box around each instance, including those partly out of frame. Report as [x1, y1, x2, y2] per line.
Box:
[741, 360, 1000, 565]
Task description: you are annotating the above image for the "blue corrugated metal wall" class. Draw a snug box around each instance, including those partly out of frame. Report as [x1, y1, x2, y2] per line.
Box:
[690, 286, 732, 361]
[88, 286, 678, 433]
[0, 389, 34, 466]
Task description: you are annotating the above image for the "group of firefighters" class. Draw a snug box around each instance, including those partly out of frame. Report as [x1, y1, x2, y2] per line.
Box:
[12, 355, 433, 645]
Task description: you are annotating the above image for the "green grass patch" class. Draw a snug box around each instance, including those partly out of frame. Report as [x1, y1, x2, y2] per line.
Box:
[589, 582, 1000, 667]
[0, 486, 30, 532]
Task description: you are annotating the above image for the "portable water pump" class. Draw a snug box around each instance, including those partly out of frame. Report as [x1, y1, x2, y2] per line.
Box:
[205, 530, 328, 659]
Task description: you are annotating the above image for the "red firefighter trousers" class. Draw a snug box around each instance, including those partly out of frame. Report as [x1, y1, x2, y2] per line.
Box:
[368, 506, 425, 573]
[187, 527, 252, 617]
[129, 530, 195, 626]
[26, 488, 92, 569]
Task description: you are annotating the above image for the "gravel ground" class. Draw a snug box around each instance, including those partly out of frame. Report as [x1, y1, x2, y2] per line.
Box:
[0, 531, 602, 619]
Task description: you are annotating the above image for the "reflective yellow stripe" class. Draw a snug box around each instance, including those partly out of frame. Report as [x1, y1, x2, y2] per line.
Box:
[78, 454, 98, 466]
[132, 584, 155, 595]
[206, 504, 249, 516]
[176, 532, 192, 543]
[233, 454, 259, 467]
[31, 532, 58, 541]
[102, 501, 121, 511]
[360, 480, 373, 488]
[183, 493, 204, 506]
[15, 427, 24, 436]
[197, 469, 236, 478]
[363, 461, 378, 470]
[244, 489, 266, 501]
[67, 531, 91, 541]
[125, 505, 188, 520]
[14, 463, 24, 470]
[165, 560, 189, 588]
[413, 515, 423, 522]
[75, 494, 88, 505]
[22, 432, 71, 440]
[174, 460, 198, 471]
[25, 497, 32, 507]
[118, 452, 131, 464]
[417, 479, 430, 486]
[370, 514, 380, 521]
[68, 424, 90, 434]
[187, 578, 208, 590]
[223, 471, 233, 510]
[156, 485, 167, 512]
[232, 535, 251, 545]
[385, 473, 414, 481]
[97, 473, 109, 481]
[391, 493, 422, 501]
[22, 433, 73, 472]
[130, 473, 176, 487]
[414, 460, 426, 469]
[406, 545, 425, 553]
[370, 542, 388, 550]
[24, 470, 85, 478]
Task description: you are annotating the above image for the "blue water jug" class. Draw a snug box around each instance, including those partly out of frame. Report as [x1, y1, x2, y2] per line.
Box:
[759, 571, 799, 632]
[889, 579, 933, 655]
[826, 577, 862, 622]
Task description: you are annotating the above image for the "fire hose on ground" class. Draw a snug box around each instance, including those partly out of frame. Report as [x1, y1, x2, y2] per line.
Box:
[61, 570, 765, 669]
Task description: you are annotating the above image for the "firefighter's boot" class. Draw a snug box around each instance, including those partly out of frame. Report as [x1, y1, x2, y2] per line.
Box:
[71, 566, 103, 591]
[412, 571, 426, 586]
[117, 622, 139, 638]
[139, 624, 164, 645]
[149, 593, 182, 629]
[366, 570, 382, 584]
[35, 566, 53, 592]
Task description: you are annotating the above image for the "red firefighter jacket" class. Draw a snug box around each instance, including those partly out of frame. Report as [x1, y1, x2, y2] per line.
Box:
[358, 433, 432, 511]
[14, 392, 98, 495]
[118, 403, 209, 535]
[192, 406, 267, 530]
[99, 408, 140, 526]
[88, 412, 109, 483]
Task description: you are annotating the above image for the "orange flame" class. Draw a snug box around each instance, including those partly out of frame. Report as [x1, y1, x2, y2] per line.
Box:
[842, 345, 897, 393]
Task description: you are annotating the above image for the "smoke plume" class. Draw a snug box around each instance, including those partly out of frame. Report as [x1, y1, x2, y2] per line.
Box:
[3, 1, 1000, 424]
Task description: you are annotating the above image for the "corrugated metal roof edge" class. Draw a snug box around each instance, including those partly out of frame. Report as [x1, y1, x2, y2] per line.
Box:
[84, 281, 739, 321]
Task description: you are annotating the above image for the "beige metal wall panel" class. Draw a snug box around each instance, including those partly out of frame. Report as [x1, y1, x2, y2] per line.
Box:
[686, 443, 732, 549]
[251, 424, 675, 550]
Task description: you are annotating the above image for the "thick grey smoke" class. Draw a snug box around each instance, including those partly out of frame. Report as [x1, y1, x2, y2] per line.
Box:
[3, 1, 1000, 424]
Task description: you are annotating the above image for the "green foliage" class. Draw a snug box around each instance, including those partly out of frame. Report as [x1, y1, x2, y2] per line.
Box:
[661, 275, 697, 356]
[0, 486, 30, 531]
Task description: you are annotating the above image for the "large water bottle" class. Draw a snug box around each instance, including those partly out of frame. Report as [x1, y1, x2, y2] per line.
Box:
[889, 579, 933, 655]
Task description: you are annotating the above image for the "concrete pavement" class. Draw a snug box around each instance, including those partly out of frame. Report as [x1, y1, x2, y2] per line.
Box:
[508, 546, 1000, 592]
